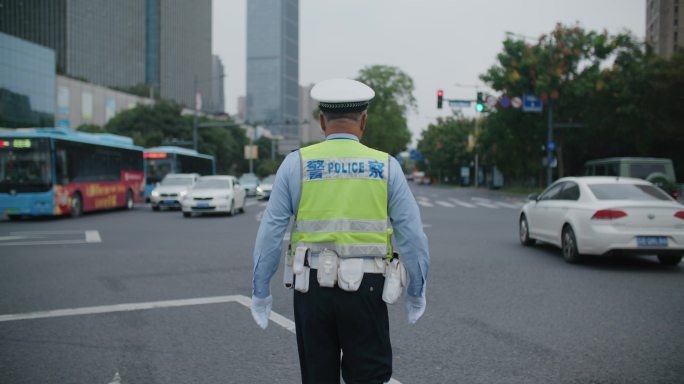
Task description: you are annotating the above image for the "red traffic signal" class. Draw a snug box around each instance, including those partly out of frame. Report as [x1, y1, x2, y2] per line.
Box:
[437, 89, 444, 109]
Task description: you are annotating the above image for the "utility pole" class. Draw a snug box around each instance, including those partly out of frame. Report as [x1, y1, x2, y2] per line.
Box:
[192, 75, 199, 151]
[546, 98, 553, 186]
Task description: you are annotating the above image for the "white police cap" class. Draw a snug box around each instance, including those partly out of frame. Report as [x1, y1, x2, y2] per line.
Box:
[310, 78, 375, 113]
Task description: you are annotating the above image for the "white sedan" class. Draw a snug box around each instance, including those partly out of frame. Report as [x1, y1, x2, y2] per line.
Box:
[519, 176, 684, 266]
[181, 175, 246, 217]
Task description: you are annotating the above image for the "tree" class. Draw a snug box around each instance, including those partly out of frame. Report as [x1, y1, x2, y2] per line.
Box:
[478, 24, 678, 185]
[417, 116, 477, 183]
[356, 65, 415, 155]
[104, 100, 250, 174]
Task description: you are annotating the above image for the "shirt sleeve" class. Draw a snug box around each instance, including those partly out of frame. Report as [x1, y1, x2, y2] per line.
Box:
[387, 157, 430, 298]
[251, 151, 300, 298]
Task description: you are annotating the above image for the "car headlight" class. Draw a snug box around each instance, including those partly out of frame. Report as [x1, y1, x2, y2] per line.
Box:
[151, 190, 159, 197]
[179, 191, 187, 198]
[256, 186, 263, 193]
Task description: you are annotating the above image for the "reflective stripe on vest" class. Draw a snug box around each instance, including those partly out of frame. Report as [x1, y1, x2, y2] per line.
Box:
[293, 139, 390, 258]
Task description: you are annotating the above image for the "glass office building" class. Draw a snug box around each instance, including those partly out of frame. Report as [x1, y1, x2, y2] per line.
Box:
[247, 0, 300, 153]
[0, 0, 214, 111]
[0, 32, 55, 128]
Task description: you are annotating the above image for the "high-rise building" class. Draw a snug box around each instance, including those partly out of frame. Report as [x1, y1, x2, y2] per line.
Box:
[157, 0, 213, 111]
[0, 0, 214, 111]
[246, 0, 299, 153]
[0, 0, 145, 88]
[299, 84, 324, 145]
[211, 55, 225, 114]
[647, 0, 683, 58]
[0, 32, 55, 128]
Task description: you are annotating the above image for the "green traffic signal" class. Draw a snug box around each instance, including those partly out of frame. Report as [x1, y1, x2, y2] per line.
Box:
[476, 91, 485, 113]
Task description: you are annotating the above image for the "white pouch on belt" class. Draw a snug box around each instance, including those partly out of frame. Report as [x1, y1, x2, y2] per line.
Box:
[337, 258, 365, 292]
[382, 259, 407, 304]
[294, 266, 310, 293]
[317, 249, 338, 288]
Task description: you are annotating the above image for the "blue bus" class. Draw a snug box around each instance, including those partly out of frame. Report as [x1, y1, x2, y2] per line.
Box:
[143, 146, 215, 199]
[1, 128, 145, 219]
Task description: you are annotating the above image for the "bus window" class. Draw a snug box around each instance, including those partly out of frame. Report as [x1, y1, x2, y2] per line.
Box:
[0, 138, 52, 193]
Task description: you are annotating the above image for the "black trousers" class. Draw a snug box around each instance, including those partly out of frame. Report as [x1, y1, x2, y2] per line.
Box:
[293, 271, 392, 384]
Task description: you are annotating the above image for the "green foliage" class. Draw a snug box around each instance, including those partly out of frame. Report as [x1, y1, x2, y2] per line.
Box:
[76, 123, 105, 133]
[417, 116, 477, 183]
[103, 100, 250, 174]
[478, 23, 684, 184]
[356, 65, 415, 155]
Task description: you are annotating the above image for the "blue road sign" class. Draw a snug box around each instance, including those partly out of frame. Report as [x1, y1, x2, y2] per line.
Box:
[409, 149, 424, 161]
[547, 141, 556, 152]
[448, 100, 471, 108]
[522, 94, 543, 113]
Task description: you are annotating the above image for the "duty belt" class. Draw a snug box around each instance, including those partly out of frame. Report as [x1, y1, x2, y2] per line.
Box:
[308, 254, 386, 274]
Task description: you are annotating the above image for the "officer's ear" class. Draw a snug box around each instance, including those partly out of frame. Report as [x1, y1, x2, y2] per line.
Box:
[319, 113, 327, 133]
[359, 112, 367, 132]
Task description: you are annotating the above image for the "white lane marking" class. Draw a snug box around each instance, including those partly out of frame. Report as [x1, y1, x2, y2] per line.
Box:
[0, 295, 244, 322]
[9, 230, 85, 235]
[474, 201, 499, 209]
[417, 201, 434, 208]
[435, 201, 455, 208]
[422, 224, 432, 228]
[0, 230, 101, 247]
[259, 202, 268, 207]
[108, 371, 122, 384]
[0, 236, 31, 241]
[0, 295, 403, 384]
[448, 198, 476, 208]
[255, 210, 264, 222]
[495, 202, 523, 209]
[85, 230, 101, 243]
[245, 200, 259, 207]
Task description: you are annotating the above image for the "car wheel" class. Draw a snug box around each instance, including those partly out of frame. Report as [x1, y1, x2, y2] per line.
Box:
[519, 215, 535, 246]
[7, 214, 21, 221]
[561, 225, 582, 264]
[70, 192, 83, 217]
[657, 254, 682, 266]
[152, 205, 160, 211]
[183, 212, 191, 218]
[228, 200, 235, 216]
[125, 189, 134, 210]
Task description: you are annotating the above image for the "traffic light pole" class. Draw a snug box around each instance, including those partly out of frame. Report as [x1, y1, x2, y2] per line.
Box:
[546, 98, 553, 186]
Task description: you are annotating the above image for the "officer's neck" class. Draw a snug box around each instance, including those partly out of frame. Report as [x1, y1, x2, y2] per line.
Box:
[323, 123, 363, 140]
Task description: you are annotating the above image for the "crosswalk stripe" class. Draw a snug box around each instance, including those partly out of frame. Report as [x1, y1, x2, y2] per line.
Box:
[475, 202, 499, 209]
[417, 201, 434, 208]
[435, 201, 455, 208]
[448, 198, 476, 208]
[496, 202, 523, 209]
[245, 201, 258, 207]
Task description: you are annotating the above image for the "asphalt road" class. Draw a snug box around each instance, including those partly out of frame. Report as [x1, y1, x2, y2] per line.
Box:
[1, 184, 683, 383]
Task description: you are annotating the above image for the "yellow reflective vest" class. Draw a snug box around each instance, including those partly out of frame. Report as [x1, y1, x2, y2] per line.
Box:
[291, 139, 391, 258]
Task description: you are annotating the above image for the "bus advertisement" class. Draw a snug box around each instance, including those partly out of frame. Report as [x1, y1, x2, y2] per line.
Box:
[0, 128, 145, 219]
[143, 146, 215, 199]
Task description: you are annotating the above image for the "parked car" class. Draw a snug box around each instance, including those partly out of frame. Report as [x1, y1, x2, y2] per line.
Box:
[181, 175, 246, 217]
[256, 174, 276, 200]
[583, 157, 678, 199]
[239, 173, 259, 196]
[519, 176, 684, 266]
[150, 173, 199, 211]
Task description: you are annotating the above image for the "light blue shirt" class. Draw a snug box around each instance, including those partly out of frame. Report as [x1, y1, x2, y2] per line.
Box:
[252, 133, 430, 299]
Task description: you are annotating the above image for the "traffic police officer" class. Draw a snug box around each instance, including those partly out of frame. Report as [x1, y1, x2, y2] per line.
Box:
[251, 78, 430, 384]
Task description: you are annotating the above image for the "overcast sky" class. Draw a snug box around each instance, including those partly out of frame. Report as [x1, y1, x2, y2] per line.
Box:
[212, 0, 645, 143]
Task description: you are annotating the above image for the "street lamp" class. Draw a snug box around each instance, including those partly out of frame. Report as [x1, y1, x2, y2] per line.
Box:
[193, 73, 226, 151]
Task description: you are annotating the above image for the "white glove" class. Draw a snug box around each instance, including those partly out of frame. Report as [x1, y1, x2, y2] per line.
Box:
[251, 295, 272, 329]
[405, 292, 426, 324]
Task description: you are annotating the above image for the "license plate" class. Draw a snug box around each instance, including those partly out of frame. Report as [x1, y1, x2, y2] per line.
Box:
[196, 202, 209, 208]
[162, 200, 174, 205]
[636, 236, 668, 247]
